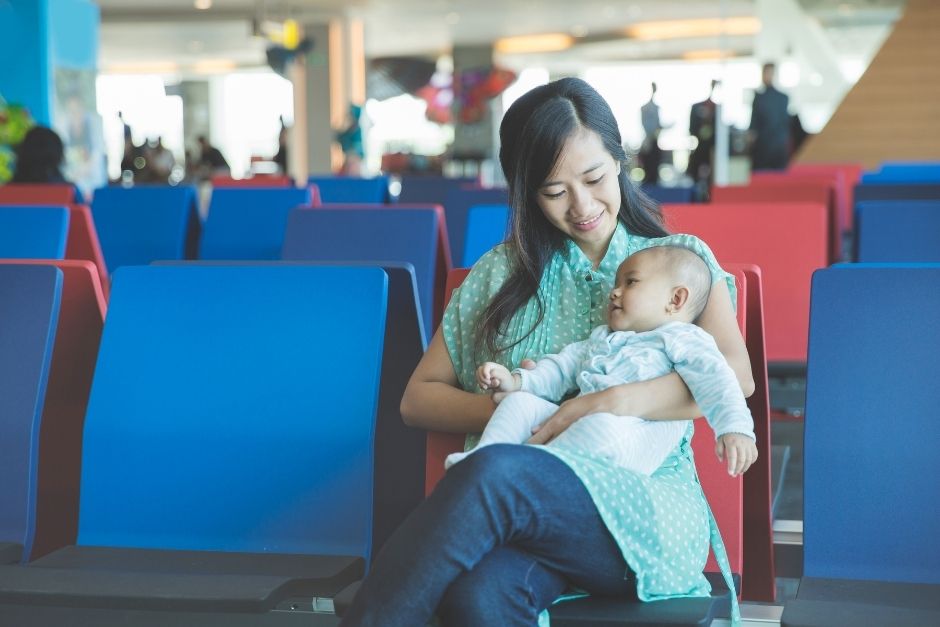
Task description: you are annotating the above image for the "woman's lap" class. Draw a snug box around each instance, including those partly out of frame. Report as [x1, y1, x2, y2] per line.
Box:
[340, 445, 635, 626]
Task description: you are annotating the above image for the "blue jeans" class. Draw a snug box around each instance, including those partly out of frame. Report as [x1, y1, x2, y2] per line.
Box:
[340, 444, 636, 627]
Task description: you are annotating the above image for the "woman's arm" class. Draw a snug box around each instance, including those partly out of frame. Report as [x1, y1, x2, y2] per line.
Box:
[400, 329, 497, 433]
[528, 279, 754, 443]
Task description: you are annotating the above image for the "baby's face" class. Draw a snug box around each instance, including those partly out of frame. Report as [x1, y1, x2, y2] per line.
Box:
[607, 251, 675, 333]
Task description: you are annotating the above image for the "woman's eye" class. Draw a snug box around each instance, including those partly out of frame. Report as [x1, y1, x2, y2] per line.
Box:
[542, 190, 565, 199]
[586, 175, 605, 185]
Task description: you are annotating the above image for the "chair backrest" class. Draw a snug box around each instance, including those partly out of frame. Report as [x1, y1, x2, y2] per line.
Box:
[210, 175, 292, 188]
[0, 184, 76, 205]
[711, 181, 841, 263]
[200, 186, 312, 260]
[856, 201, 940, 262]
[307, 176, 389, 204]
[804, 264, 940, 584]
[663, 202, 829, 365]
[443, 186, 509, 268]
[397, 176, 478, 205]
[862, 162, 940, 184]
[425, 266, 754, 578]
[641, 184, 695, 204]
[0, 265, 63, 561]
[91, 186, 199, 273]
[0, 260, 105, 560]
[462, 204, 510, 267]
[854, 183, 940, 204]
[724, 263, 776, 600]
[77, 265, 387, 559]
[282, 207, 440, 334]
[0, 206, 70, 259]
[0, 197, 109, 299]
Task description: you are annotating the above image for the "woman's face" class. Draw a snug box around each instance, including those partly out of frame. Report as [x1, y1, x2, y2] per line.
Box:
[535, 127, 622, 264]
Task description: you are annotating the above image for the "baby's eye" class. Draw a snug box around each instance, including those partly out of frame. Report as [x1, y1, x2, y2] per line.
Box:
[626, 278, 639, 285]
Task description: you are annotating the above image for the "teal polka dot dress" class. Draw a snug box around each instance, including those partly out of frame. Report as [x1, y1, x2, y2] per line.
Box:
[441, 223, 742, 626]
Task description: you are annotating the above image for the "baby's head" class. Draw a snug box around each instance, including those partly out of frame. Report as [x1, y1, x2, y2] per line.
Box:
[607, 244, 711, 333]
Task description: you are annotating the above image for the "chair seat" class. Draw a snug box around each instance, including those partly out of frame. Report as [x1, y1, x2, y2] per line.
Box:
[0, 603, 321, 627]
[334, 573, 737, 626]
[549, 572, 737, 627]
[782, 577, 940, 627]
[0, 546, 363, 611]
[0, 543, 23, 565]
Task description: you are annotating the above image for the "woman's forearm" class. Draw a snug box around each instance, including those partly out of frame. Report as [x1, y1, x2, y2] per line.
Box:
[606, 372, 703, 421]
[400, 380, 495, 433]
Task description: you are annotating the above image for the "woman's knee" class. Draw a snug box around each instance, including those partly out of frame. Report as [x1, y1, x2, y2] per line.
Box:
[452, 443, 543, 484]
[438, 547, 563, 626]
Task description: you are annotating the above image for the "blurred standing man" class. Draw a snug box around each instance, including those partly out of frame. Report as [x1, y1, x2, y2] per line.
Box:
[749, 63, 790, 171]
[640, 82, 664, 184]
[688, 79, 718, 195]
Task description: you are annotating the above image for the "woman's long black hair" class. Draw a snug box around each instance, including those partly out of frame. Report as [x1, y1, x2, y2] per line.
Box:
[476, 77, 670, 359]
[12, 126, 66, 184]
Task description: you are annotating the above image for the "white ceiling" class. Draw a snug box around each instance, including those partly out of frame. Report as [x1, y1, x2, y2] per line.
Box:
[94, 0, 905, 73]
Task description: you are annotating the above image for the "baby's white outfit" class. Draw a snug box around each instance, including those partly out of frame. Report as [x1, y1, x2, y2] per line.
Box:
[446, 321, 755, 475]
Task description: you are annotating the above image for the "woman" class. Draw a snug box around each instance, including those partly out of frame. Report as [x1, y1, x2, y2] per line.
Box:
[341, 78, 756, 627]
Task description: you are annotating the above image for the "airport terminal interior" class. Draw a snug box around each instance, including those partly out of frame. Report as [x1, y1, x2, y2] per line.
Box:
[0, 0, 938, 625]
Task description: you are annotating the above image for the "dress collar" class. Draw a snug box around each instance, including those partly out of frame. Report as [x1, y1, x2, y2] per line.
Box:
[563, 222, 629, 277]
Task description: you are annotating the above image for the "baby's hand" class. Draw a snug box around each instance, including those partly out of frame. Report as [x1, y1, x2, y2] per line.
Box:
[715, 433, 758, 477]
[476, 362, 517, 392]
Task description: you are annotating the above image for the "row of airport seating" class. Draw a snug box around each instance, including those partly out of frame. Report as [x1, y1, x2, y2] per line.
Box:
[0, 164, 936, 624]
[2, 255, 935, 625]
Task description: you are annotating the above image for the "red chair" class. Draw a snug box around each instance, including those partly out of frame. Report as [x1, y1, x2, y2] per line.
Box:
[711, 180, 840, 263]
[0, 259, 106, 560]
[210, 174, 292, 187]
[424, 267, 760, 597]
[663, 202, 828, 366]
[0, 183, 76, 205]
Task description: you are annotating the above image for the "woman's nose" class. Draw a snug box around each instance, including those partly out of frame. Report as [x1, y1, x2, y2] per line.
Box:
[569, 184, 593, 214]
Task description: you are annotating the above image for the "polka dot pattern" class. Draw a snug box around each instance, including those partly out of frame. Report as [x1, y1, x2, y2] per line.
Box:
[441, 224, 742, 625]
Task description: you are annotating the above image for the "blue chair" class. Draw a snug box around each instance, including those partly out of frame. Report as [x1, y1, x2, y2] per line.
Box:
[307, 176, 389, 204]
[856, 201, 940, 262]
[443, 186, 509, 267]
[854, 183, 940, 204]
[862, 162, 940, 184]
[397, 176, 477, 205]
[781, 264, 940, 627]
[0, 265, 63, 563]
[0, 265, 385, 620]
[462, 204, 509, 267]
[641, 184, 695, 204]
[282, 207, 440, 334]
[91, 186, 199, 273]
[200, 186, 312, 260]
[0, 206, 70, 259]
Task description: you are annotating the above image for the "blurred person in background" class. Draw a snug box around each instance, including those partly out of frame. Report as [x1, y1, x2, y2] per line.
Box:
[639, 82, 665, 184]
[274, 115, 289, 174]
[12, 126, 68, 184]
[748, 63, 790, 171]
[195, 135, 230, 180]
[688, 80, 718, 198]
[335, 104, 364, 176]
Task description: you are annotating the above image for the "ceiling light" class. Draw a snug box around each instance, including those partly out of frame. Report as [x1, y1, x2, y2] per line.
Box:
[194, 0, 212, 10]
[681, 49, 736, 61]
[626, 17, 760, 41]
[495, 33, 574, 54]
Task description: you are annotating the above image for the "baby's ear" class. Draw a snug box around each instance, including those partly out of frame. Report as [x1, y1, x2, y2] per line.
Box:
[669, 286, 690, 312]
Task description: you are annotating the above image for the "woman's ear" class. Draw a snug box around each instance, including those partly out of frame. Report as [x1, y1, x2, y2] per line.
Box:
[669, 286, 690, 313]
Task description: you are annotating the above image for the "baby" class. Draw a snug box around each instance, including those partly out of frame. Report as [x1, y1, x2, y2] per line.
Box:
[445, 244, 757, 476]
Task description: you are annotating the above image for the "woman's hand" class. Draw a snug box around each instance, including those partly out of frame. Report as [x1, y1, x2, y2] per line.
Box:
[526, 388, 614, 444]
[715, 433, 758, 476]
